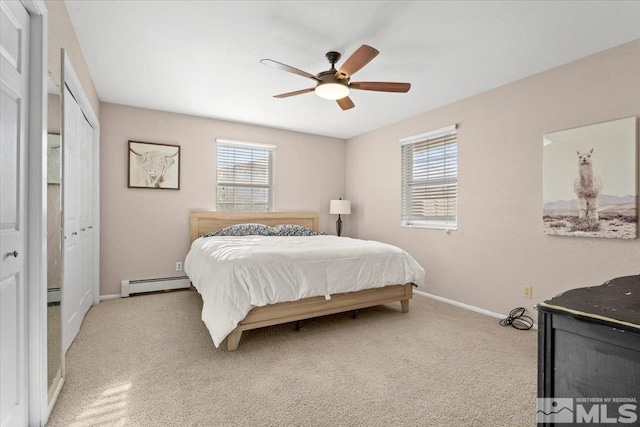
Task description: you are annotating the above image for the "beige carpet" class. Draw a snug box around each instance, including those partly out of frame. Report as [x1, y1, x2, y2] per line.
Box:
[46, 290, 537, 426]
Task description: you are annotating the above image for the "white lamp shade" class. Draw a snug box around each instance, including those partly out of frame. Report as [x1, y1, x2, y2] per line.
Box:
[330, 199, 351, 215]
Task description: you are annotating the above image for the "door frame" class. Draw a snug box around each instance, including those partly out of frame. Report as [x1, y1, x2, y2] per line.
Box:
[18, 0, 48, 425]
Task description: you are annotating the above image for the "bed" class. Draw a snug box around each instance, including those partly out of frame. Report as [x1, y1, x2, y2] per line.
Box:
[185, 211, 425, 351]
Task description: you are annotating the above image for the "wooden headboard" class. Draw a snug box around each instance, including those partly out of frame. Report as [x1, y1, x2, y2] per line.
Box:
[190, 211, 319, 242]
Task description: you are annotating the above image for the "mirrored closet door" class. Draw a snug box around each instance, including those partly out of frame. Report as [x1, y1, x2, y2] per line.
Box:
[47, 73, 64, 405]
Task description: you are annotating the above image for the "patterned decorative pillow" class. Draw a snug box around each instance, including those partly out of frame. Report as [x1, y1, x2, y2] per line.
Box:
[271, 224, 324, 236]
[203, 223, 273, 237]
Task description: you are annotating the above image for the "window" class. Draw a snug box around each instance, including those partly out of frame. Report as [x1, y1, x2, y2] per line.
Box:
[216, 139, 276, 212]
[400, 124, 458, 229]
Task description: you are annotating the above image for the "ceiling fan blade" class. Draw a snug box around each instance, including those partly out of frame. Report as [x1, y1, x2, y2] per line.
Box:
[350, 82, 411, 92]
[273, 88, 315, 98]
[335, 45, 379, 80]
[336, 97, 355, 110]
[261, 59, 320, 81]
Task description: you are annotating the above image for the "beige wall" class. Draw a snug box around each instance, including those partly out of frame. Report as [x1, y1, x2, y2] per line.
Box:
[346, 40, 640, 317]
[53, 0, 637, 311]
[99, 103, 346, 296]
[46, 0, 100, 117]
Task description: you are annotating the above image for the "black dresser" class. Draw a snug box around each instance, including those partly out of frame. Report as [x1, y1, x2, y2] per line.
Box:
[536, 274, 640, 426]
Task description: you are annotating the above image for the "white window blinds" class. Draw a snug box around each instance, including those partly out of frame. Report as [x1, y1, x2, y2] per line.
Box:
[400, 124, 458, 229]
[216, 139, 276, 212]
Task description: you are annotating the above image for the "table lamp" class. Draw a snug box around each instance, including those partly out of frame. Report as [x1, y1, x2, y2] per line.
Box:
[330, 198, 351, 236]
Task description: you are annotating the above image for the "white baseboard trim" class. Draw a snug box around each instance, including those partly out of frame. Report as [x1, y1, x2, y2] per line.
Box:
[414, 289, 538, 330]
[100, 294, 121, 301]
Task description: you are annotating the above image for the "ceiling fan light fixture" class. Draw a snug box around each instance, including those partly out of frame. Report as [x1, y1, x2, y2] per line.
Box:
[315, 82, 350, 100]
[263, 45, 410, 110]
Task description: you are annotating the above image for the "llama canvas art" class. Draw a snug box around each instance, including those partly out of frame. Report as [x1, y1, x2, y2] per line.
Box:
[574, 149, 602, 221]
[543, 117, 637, 239]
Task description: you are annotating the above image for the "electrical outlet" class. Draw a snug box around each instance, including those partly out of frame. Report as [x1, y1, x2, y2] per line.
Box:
[523, 285, 532, 299]
[176, 262, 183, 272]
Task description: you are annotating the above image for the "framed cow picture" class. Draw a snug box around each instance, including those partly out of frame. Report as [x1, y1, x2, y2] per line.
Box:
[128, 140, 180, 190]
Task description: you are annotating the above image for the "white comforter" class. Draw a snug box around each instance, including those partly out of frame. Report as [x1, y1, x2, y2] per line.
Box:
[185, 235, 425, 347]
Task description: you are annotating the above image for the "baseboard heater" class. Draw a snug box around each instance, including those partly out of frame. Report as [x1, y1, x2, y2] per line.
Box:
[121, 276, 190, 297]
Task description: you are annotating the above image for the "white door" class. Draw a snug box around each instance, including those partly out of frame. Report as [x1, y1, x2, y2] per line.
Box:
[0, 1, 30, 425]
[79, 115, 92, 317]
[62, 86, 93, 353]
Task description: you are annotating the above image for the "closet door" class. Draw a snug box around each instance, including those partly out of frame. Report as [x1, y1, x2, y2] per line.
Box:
[79, 117, 93, 317]
[62, 86, 93, 353]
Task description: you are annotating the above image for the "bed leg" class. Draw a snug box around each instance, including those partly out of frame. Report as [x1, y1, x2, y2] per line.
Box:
[227, 330, 242, 351]
[401, 299, 409, 313]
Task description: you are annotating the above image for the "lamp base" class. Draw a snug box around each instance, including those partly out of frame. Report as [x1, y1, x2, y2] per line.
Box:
[336, 215, 343, 237]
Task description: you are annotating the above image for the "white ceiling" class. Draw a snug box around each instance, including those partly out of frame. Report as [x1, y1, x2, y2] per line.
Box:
[65, 1, 640, 140]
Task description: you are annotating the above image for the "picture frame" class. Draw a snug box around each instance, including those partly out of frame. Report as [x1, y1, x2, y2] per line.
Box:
[128, 140, 180, 190]
[542, 116, 638, 239]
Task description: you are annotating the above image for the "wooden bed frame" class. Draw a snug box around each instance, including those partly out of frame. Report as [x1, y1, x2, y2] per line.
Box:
[190, 211, 413, 351]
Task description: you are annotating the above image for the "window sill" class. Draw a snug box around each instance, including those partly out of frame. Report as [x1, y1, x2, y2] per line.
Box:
[401, 222, 457, 231]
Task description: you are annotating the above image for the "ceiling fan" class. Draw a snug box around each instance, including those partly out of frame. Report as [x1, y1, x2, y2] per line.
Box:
[260, 45, 411, 111]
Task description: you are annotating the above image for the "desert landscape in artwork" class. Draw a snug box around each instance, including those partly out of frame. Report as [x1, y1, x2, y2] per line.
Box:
[543, 195, 637, 239]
